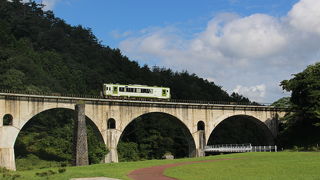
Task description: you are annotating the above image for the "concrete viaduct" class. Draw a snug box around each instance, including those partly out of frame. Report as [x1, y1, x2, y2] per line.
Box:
[0, 92, 286, 170]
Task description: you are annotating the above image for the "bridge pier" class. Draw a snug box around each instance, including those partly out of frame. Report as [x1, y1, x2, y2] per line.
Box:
[0, 125, 19, 171]
[104, 129, 120, 163]
[73, 104, 89, 166]
[193, 130, 206, 157]
[0, 147, 15, 170]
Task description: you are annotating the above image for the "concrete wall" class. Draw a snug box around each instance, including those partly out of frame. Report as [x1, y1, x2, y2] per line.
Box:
[0, 94, 286, 170]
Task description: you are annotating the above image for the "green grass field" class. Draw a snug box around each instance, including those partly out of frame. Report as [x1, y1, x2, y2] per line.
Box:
[165, 152, 320, 180]
[2, 152, 320, 180]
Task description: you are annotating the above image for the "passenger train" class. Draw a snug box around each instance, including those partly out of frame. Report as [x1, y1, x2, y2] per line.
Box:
[103, 84, 171, 99]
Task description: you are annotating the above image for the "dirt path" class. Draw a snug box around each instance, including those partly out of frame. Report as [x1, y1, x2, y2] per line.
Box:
[128, 158, 238, 180]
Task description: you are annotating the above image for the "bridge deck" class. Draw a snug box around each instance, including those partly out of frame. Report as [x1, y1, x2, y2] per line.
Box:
[0, 91, 287, 111]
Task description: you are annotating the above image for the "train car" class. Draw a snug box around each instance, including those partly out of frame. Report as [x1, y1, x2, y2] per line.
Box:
[103, 84, 170, 99]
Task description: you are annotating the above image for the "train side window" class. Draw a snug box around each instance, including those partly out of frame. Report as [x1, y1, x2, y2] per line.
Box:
[119, 87, 124, 92]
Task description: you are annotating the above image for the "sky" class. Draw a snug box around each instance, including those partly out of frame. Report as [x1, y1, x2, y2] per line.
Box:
[27, 0, 320, 103]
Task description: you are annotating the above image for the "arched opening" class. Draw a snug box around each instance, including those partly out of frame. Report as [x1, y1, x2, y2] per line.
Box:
[197, 121, 205, 131]
[107, 118, 116, 129]
[208, 115, 274, 146]
[14, 108, 107, 170]
[197, 121, 206, 152]
[118, 112, 195, 162]
[3, 114, 13, 126]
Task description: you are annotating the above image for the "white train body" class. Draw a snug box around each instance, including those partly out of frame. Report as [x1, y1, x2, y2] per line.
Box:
[103, 84, 170, 99]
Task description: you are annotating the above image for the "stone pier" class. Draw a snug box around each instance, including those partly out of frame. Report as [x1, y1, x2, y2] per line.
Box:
[73, 104, 89, 166]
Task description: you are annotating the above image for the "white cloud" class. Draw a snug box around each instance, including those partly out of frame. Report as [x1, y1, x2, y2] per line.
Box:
[15, 0, 61, 10]
[111, 30, 133, 39]
[288, 0, 320, 35]
[233, 84, 266, 102]
[41, 0, 61, 10]
[219, 14, 287, 59]
[119, 0, 320, 102]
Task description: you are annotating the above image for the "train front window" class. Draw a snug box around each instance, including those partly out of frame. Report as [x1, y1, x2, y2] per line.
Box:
[162, 89, 166, 96]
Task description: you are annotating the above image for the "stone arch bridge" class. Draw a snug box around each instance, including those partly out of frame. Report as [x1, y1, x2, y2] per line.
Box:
[0, 92, 286, 170]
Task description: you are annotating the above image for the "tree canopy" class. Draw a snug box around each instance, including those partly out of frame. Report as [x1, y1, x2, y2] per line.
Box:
[278, 62, 320, 147]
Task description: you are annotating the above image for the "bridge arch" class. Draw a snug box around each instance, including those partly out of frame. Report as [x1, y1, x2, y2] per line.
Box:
[207, 114, 275, 146]
[118, 112, 196, 160]
[14, 108, 106, 167]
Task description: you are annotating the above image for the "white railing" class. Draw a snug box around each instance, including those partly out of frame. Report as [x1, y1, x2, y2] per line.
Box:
[204, 144, 277, 153]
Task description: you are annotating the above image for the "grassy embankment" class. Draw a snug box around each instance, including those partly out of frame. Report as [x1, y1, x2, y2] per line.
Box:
[2, 152, 320, 180]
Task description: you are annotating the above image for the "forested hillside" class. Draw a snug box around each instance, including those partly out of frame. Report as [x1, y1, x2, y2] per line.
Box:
[0, 0, 256, 169]
[0, 0, 250, 102]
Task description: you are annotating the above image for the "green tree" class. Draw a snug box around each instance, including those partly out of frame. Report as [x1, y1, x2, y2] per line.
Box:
[279, 62, 320, 147]
[0, 68, 25, 90]
[271, 97, 291, 108]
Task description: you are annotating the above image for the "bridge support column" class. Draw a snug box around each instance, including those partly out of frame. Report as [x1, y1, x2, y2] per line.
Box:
[0, 126, 18, 171]
[0, 147, 15, 171]
[104, 129, 119, 163]
[193, 130, 205, 157]
[73, 104, 89, 166]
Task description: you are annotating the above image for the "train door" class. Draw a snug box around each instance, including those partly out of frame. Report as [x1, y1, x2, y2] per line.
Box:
[113, 86, 118, 95]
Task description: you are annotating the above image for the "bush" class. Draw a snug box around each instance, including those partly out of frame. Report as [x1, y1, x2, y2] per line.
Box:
[0, 167, 21, 180]
[16, 154, 69, 170]
[58, 168, 66, 173]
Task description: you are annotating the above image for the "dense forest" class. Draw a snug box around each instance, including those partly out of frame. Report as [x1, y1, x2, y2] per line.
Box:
[1, 0, 319, 170]
[0, 0, 255, 169]
[276, 63, 320, 149]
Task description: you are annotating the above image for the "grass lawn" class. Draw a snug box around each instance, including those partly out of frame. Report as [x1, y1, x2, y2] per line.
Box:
[2, 152, 320, 180]
[5, 156, 210, 180]
[165, 152, 320, 180]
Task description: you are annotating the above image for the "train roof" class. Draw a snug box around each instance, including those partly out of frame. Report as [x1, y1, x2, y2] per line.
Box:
[103, 83, 170, 89]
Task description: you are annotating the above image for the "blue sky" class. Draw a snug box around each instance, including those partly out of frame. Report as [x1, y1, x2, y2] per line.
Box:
[52, 0, 298, 48]
[30, 0, 320, 103]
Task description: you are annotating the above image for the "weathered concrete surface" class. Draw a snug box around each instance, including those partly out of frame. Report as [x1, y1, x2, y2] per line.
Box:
[0, 147, 15, 170]
[104, 129, 120, 163]
[73, 104, 89, 166]
[0, 93, 287, 170]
